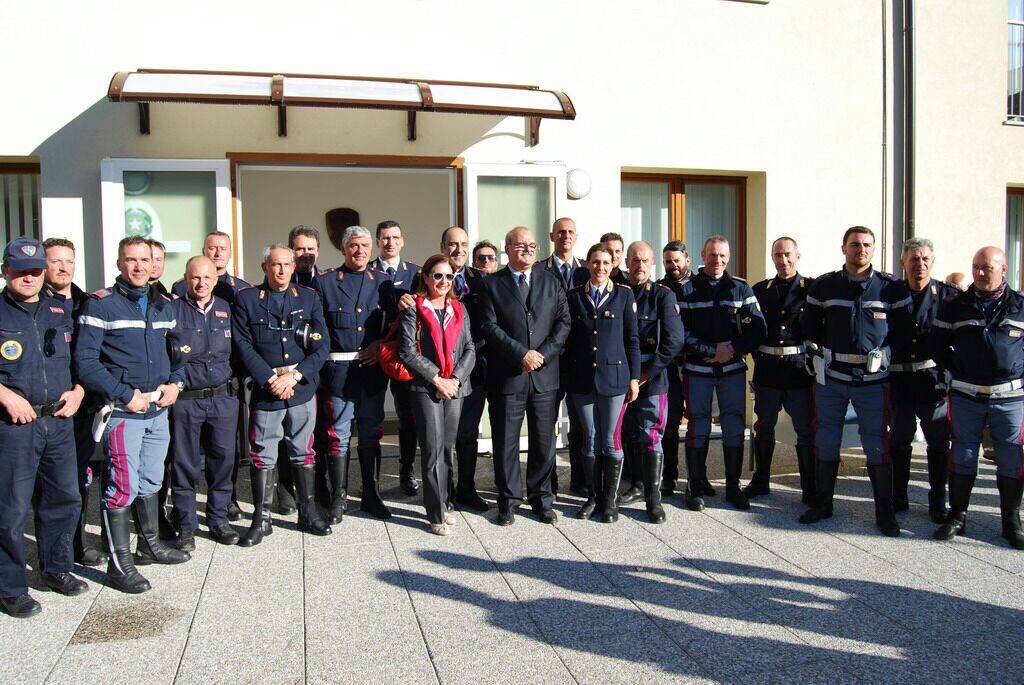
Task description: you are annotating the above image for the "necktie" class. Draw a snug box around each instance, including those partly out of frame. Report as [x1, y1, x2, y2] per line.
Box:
[561, 263, 570, 287]
[591, 287, 601, 307]
[518, 272, 530, 300]
[455, 272, 467, 298]
[386, 266, 396, 278]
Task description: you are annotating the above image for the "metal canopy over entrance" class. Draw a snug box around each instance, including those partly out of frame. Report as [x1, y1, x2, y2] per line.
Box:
[107, 68, 576, 146]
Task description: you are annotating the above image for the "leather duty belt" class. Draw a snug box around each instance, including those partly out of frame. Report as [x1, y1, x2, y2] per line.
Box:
[890, 360, 937, 373]
[757, 345, 804, 356]
[179, 379, 239, 401]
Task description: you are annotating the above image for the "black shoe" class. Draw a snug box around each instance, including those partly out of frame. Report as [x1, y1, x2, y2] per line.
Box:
[496, 507, 516, 526]
[799, 459, 839, 525]
[599, 457, 625, 524]
[0, 593, 41, 618]
[103, 506, 151, 594]
[686, 494, 705, 511]
[132, 494, 191, 565]
[724, 446, 751, 511]
[400, 466, 420, 497]
[296, 464, 332, 536]
[742, 438, 774, 499]
[617, 483, 644, 505]
[455, 491, 489, 512]
[327, 452, 349, 524]
[75, 546, 108, 567]
[226, 500, 243, 522]
[934, 511, 966, 540]
[42, 572, 88, 596]
[174, 530, 196, 552]
[996, 475, 1024, 550]
[209, 524, 239, 546]
[534, 508, 558, 524]
[358, 447, 392, 520]
[644, 452, 667, 524]
[239, 467, 274, 548]
[868, 463, 901, 537]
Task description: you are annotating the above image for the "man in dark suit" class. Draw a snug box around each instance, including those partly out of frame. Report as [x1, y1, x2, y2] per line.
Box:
[478, 227, 571, 525]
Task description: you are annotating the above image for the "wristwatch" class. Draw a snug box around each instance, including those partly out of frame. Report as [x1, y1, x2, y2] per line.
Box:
[292, 370, 304, 383]
[175, 380, 186, 392]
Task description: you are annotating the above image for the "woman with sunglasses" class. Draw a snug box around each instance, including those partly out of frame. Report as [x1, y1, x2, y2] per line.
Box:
[567, 243, 641, 523]
[397, 254, 476, 535]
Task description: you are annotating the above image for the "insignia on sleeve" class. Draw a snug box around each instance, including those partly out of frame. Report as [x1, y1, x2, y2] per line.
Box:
[310, 332, 322, 341]
[215, 310, 228, 318]
[64, 332, 73, 343]
[1, 340, 23, 361]
[180, 345, 192, 354]
[49, 306, 65, 314]
[742, 317, 752, 324]
[224, 330, 232, 338]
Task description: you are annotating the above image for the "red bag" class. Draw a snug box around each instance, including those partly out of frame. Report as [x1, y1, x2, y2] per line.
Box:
[378, 318, 417, 382]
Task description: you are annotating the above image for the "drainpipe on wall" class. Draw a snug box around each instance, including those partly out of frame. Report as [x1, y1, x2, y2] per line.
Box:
[890, 0, 914, 274]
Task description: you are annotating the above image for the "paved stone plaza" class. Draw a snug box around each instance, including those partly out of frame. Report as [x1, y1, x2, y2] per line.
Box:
[5, 445, 1024, 684]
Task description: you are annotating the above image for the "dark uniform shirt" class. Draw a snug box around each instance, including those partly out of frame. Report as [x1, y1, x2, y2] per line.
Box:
[679, 268, 766, 378]
[631, 279, 685, 396]
[0, 289, 74, 412]
[565, 282, 641, 395]
[751, 273, 814, 389]
[168, 295, 235, 391]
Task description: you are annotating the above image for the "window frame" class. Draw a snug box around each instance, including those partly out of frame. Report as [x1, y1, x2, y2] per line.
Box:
[1008, 5, 1024, 123]
[1, 158, 41, 248]
[1008, 187, 1024, 289]
[463, 162, 564, 250]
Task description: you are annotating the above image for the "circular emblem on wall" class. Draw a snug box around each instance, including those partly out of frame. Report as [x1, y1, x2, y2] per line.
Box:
[124, 199, 162, 241]
[123, 171, 152, 196]
[1, 340, 23, 361]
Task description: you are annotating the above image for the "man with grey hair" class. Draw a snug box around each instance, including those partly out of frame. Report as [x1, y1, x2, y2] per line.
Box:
[888, 237, 959, 522]
[232, 244, 330, 546]
[314, 226, 395, 520]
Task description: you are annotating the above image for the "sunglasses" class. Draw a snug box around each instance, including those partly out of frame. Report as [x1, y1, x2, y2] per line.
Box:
[475, 254, 497, 262]
[430, 272, 456, 282]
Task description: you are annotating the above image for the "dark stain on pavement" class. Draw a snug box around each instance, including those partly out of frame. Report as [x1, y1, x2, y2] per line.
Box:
[70, 599, 177, 644]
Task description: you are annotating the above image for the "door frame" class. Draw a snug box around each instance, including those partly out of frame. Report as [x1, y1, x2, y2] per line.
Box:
[462, 162, 565, 249]
[99, 157, 232, 285]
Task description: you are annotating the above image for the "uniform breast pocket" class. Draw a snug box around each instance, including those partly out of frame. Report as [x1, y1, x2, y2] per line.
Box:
[330, 310, 355, 329]
[606, 358, 627, 386]
[252, 321, 279, 345]
[46, 325, 72, 359]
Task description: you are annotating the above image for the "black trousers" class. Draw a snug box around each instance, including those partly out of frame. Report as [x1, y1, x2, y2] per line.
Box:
[411, 393, 463, 524]
[488, 387, 557, 511]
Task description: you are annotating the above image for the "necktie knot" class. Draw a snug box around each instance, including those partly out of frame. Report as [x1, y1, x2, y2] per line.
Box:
[386, 266, 396, 277]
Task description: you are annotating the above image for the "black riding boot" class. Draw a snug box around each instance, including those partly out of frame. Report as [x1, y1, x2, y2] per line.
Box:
[74, 480, 107, 566]
[644, 452, 666, 523]
[868, 463, 901, 537]
[796, 445, 817, 506]
[891, 445, 912, 512]
[926, 449, 949, 524]
[327, 451, 349, 524]
[359, 447, 392, 519]
[742, 438, 774, 498]
[799, 459, 839, 524]
[455, 441, 489, 511]
[996, 475, 1024, 550]
[724, 446, 751, 510]
[239, 467, 273, 547]
[576, 457, 599, 519]
[685, 446, 708, 511]
[618, 443, 644, 504]
[934, 472, 974, 539]
[600, 456, 625, 524]
[296, 464, 332, 536]
[132, 493, 190, 565]
[102, 506, 150, 594]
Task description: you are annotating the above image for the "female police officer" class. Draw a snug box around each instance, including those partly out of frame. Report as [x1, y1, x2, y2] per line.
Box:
[566, 243, 640, 523]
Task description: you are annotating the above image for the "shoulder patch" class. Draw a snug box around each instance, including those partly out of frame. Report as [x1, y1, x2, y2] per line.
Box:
[91, 288, 112, 299]
[877, 271, 898, 281]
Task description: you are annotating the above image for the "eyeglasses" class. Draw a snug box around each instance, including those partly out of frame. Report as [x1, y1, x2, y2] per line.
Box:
[430, 273, 456, 282]
[512, 243, 538, 253]
[475, 254, 497, 262]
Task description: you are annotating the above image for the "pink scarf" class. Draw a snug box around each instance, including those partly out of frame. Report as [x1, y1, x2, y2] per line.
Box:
[415, 295, 464, 378]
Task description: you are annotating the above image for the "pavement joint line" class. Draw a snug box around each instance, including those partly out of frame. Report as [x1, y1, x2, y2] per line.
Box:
[469, 519, 580, 684]
[552, 518, 716, 681]
[302, 530, 308, 685]
[42, 562, 107, 685]
[383, 517, 443, 685]
[172, 536, 219, 685]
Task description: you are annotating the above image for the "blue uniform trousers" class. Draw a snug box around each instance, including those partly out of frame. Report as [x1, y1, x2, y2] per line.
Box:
[949, 394, 1024, 477]
[248, 399, 317, 470]
[624, 393, 669, 454]
[753, 385, 813, 446]
[170, 396, 239, 531]
[814, 379, 891, 465]
[102, 412, 170, 509]
[684, 373, 746, 449]
[572, 392, 627, 462]
[889, 379, 949, 450]
[0, 416, 79, 596]
[661, 367, 684, 485]
[323, 388, 386, 457]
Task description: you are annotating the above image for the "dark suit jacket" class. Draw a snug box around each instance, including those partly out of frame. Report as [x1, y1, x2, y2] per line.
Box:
[397, 302, 475, 398]
[478, 266, 570, 394]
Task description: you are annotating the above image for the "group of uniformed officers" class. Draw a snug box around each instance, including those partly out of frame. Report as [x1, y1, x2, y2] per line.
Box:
[2, 216, 1023, 619]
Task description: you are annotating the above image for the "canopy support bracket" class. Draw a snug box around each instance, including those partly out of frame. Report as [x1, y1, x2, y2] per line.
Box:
[526, 116, 540, 147]
[407, 111, 417, 141]
[138, 103, 150, 135]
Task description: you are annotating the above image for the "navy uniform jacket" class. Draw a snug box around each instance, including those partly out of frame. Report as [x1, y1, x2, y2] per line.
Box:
[631, 280, 685, 396]
[292, 265, 328, 289]
[477, 267, 571, 394]
[751, 274, 814, 389]
[538, 255, 588, 290]
[452, 266, 488, 385]
[610, 267, 629, 287]
[232, 282, 328, 410]
[0, 290, 74, 413]
[45, 282, 87, 319]
[801, 268, 912, 384]
[890, 278, 959, 400]
[172, 272, 250, 306]
[679, 269, 766, 378]
[74, 281, 183, 418]
[930, 286, 1024, 399]
[168, 295, 235, 391]
[372, 258, 420, 319]
[314, 266, 388, 398]
[566, 283, 641, 396]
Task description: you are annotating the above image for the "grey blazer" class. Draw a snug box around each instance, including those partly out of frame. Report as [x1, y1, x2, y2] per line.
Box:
[397, 303, 476, 397]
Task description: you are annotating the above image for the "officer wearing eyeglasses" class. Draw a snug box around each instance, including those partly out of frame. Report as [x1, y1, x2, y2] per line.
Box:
[0, 237, 90, 618]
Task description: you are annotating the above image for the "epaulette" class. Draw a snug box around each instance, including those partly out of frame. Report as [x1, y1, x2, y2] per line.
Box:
[731, 275, 747, 283]
[91, 288, 113, 299]
[236, 285, 258, 294]
[294, 283, 316, 293]
[877, 271, 899, 281]
[617, 282, 630, 288]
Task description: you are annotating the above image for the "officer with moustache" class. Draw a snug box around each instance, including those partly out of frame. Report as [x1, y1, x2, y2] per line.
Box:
[621, 241, 684, 522]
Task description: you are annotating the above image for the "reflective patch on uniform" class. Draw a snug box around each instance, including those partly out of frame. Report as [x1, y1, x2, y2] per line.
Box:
[0, 340, 23, 360]
[224, 330, 232, 338]
[49, 306, 64, 314]
[215, 310, 228, 318]
[1010, 330, 1022, 338]
[873, 312, 887, 319]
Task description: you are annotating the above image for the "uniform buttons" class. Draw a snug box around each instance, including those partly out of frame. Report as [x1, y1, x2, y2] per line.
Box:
[281, 337, 287, 342]
[592, 330, 597, 336]
[284, 354, 289, 359]
[780, 325, 786, 330]
[357, 326, 363, 331]
[592, 362, 597, 367]
[357, 307, 362, 313]
[592, 346, 597, 351]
